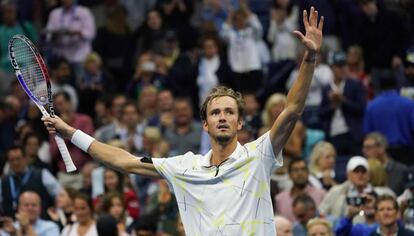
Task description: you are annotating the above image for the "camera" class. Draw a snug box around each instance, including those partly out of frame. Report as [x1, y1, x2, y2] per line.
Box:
[346, 196, 366, 206]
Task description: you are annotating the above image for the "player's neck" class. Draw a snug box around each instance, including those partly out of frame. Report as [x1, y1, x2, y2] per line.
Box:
[210, 138, 238, 166]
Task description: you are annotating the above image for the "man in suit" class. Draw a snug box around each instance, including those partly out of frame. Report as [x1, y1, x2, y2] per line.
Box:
[320, 51, 367, 156]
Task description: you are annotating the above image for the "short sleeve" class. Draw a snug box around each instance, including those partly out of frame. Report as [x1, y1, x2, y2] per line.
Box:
[250, 132, 283, 174]
[152, 155, 184, 193]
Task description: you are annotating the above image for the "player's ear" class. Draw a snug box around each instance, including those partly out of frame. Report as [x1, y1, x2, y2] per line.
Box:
[202, 120, 208, 132]
[237, 119, 243, 131]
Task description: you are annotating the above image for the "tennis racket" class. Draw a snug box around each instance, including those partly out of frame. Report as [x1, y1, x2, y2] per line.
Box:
[8, 34, 77, 172]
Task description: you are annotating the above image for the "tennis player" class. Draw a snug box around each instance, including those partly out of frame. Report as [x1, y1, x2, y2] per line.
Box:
[43, 7, 323, 235]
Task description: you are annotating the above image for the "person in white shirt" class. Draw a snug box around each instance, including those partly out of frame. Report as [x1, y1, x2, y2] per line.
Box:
[42, 7, 324, 235]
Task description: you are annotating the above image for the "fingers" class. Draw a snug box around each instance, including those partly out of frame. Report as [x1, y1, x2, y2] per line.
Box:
[302, 9, 309, 29]
[309, 7, 316, 26]
[41, 116, 57, 134]
[293, 30, 305, 42]
[318, 16, 324, 30]
[304, 6, 323, 29]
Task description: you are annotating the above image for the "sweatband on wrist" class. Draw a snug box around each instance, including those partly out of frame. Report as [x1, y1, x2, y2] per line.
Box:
[71, 130, 95, 152]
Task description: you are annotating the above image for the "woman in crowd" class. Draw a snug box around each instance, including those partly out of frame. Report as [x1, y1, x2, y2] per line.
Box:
[100, 192, 133, 236]
[48, 187, 78, 230]
[306, 218, 334, 236]
[308, 141, 337, 190]
[61, 193, 98, 236]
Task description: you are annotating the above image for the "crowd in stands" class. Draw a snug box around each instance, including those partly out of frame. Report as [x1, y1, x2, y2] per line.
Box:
[0, 0, 414, 235]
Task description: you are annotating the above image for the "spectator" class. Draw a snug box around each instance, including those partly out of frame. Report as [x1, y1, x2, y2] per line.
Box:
[21, 133, 53, 174]
[94, 94, 127, 143]
[363, 71, 414, 166]
[346, 45, 372, 99]
[164, 98, 202, 156]
[0, 191, 59, 236]
[156, 0, 198, 50]
[370, 195, 414, 236]
[50, 91, 94, 189]
[129, 214, 157, 236]
[100, 192, 133, 236]
[260, 93, 306, 160]
[61, 193, 98, 236]
[120, 0, 157, 32]
[363, 132, 407, 195]
[320, 50, 367, 156]
[242, 93, 262, 138]
[161, 30, 199, 110]
[79, 161, 98, 197]
[308, 141, 337, 190]
[292, 194, 318, 236]
[134, 9, 166, 55]
[319, 156, 395, 219]
[47, 187, 77, 230]
[126, 53, 165, 101]
[200, 0, 228, 32]
[286, 47, 333, 129]
[45, 0, 96, 80]
[94, 168, 140, 220]
[96, 214, 119, 236]
[355, 0, 410, 73]
[93, 3, 133, 91]
[275, 159, 326, 222]
[307, 218, 334, 236]
[196, 36, 235, 106]
[137, 86, 160, 123]
[0, 146, 61, 218]
[367, 159, 391, 195]
[114, 102, 146, 155]
[397, 167, 414, 213]
[0, 1, 37, 80]
[143, 180, 179, 235]
[267, 0, 299, 62]
[49, 58, 79, 111]
[274, 216, 293, 236]
[220, 4, 263, 93]
[77, 52, 114, 118]
[334, 192, 378, 236]
[93, 95, 114, 129]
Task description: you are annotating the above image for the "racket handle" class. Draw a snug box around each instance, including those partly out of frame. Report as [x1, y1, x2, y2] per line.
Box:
[54, 134, 77, 172]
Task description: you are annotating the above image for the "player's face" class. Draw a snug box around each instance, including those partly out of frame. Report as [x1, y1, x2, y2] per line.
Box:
[203, 96, 242, 145]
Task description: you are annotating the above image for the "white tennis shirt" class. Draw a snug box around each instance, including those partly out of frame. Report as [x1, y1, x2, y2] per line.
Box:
[153, 132, 282, 235]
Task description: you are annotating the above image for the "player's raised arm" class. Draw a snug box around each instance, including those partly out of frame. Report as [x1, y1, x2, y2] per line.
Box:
[42, 116, 161, 178]
[269, 7, 324, 153]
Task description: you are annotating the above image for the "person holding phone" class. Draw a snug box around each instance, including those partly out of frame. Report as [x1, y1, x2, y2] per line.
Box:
[319, 156, 394, 219]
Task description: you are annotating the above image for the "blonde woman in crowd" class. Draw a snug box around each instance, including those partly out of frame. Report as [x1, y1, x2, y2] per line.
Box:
[367, 158, 395, 196]
[308, 141, 337, 190]
[260, 93, 306, 191]
[306, 218, 334, 236]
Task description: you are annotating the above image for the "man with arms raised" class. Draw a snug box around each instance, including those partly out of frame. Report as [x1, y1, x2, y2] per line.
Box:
[42, 7, 323, 235]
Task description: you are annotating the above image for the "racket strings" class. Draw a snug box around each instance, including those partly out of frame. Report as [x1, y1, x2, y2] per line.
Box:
[13, 39, 48, 102]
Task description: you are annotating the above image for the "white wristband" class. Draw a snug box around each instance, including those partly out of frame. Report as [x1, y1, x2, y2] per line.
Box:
[71, 130, 95, 152]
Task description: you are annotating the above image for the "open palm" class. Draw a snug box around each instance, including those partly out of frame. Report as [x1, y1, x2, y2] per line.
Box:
[294, 7, 324, 53]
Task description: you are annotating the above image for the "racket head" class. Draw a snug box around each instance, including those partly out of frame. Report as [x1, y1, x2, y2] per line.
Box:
[8, 35, 52, 108]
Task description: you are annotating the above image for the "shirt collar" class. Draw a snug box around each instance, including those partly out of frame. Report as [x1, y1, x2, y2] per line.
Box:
[201, 142, 243, 167]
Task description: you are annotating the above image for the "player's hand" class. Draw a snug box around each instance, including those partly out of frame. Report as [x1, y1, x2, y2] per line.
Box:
[41, 115, 76, 139]
[293, 7, 324, 55]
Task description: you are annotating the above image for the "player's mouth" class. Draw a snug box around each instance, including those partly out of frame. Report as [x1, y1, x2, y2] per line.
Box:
[217, 124, 229, 130]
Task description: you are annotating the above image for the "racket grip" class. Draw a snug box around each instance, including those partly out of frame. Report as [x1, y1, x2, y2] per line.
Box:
[54, 134, 77, 172]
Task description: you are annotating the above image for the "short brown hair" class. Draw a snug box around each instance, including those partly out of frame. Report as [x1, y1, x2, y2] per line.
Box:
[200, 86, 245, 121]
[375, 195, 399, 211]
